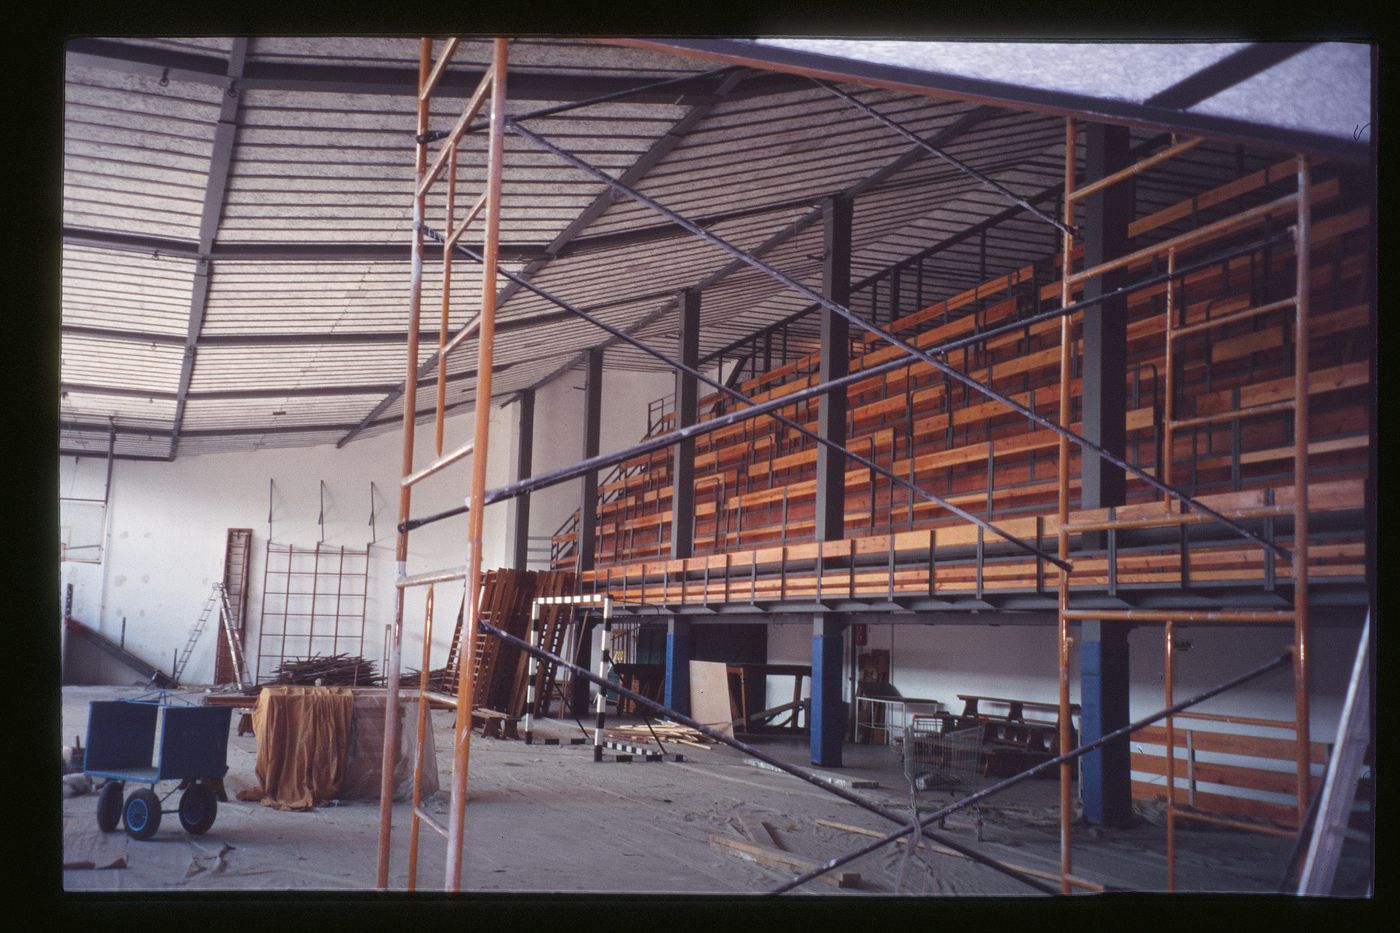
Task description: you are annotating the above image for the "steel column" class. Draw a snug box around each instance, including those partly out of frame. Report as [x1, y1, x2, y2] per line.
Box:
[1078, 620, 1132, 827]
[510, 389, 535, 570]
[579, 347, 604, 572]
[816, 196, 852, 545]
[664, 617, 692, 716]
[1078, 123, 1133, 832]
[811, 616, 845, 767]
[671, 289, 700, 560]
[1079, 122, 1131, 523]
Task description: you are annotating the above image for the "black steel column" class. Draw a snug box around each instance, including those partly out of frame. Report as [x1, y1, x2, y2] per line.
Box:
[1079, 122, 1134, 829]
[509, 389, 535, 570]
[571, 350, 604, 716]
[578, 347, 604, 572]
[671, 288, 700, 560]
[1080, 122, 1132, 517]
[816, 196, 852, 544]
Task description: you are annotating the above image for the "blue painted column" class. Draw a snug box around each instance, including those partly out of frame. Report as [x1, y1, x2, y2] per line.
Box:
[664, 618, 691, 716]
[811, 616, 845, 766]
[1080, 620, 1132, 827]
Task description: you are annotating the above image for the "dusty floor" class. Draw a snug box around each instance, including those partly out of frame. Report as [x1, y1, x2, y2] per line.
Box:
[59, 685, 1368, 898]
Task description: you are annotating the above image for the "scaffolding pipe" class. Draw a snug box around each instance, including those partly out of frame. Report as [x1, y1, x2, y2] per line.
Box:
[444, 37, 508, 894]
[375, 36, 433, 893]
[504, 119, 1289, 562]
[1056, 115, 1076, 895]
[403, 223, 1288, 553]
[819, 80, 1073, 236]
[1292, 154, 1312, 826]
[771, 649, 1293, 893]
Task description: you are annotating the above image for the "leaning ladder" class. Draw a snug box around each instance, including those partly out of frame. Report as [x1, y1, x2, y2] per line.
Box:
[174, 586, 220, 685]
[216, 584, 252, 690]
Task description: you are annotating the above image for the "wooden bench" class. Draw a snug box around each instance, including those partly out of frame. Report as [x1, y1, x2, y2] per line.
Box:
[956, 694, 1082, 777]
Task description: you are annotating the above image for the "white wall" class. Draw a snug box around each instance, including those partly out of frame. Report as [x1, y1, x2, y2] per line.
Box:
[60, 364, 678, 687]
[524, 364, 676, 551]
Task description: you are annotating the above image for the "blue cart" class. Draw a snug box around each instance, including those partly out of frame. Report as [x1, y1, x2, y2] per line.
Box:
[83, 695, 233, 840]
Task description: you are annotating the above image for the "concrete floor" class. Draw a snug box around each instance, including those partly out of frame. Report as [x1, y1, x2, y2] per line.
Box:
[59, 685, 1366, 897]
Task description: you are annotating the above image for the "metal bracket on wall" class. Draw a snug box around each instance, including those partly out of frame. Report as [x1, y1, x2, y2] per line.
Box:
[369, 480, 378, 545]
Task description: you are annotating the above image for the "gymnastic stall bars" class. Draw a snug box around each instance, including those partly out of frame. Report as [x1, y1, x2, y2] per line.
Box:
[1055, 124, 1315, 893]
[375, 37, 511, 895]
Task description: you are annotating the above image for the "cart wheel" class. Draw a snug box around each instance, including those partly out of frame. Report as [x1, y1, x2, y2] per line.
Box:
[123, 788, 162, 840]
[177, 782, 217, 835]
[96, 781, 124, 832]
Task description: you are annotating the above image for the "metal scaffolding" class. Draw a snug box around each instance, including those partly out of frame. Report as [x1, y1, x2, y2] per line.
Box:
[375, 36, 508, 892]
[1053, 129, 1315, 892]
[380, 36, 1329, 895]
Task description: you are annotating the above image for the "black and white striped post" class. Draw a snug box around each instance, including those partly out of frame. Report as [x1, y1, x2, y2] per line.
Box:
[526, 595, 614, 756]
[523, 602, 540, 745]
[593, 603, 613, 761]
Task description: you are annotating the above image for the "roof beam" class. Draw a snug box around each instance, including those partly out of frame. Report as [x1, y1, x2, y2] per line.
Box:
[65, 38, 812, 103]
[1143, 42, 1316, 110]
[62, 399, 472, 440]
[168, 37, 247, 461]
[62, 226, 546, 263]
[62, 362, 504, 402]
[523, 104, 1003, 393]
[335, 71, 748, 449]
[602, 38, 1368, 164]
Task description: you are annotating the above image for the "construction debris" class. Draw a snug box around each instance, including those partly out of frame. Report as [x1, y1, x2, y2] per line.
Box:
[272, 654, 379, 687]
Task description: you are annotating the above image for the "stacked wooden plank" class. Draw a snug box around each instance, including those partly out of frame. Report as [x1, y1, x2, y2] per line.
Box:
[435, 569, 578, 725]
[272, 654, 379, 686]
[604, 721, 718, 751]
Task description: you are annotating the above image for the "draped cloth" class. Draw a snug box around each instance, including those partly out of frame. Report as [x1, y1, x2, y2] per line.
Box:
[237, 686, 354, 811]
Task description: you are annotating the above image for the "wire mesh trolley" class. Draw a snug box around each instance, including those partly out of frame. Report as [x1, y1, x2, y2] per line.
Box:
[83, 694, 232, 840]
[905, 716, 984, 788]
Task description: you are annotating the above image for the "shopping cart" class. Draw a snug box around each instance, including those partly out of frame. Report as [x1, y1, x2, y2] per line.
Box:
[905, 714, 984, 789]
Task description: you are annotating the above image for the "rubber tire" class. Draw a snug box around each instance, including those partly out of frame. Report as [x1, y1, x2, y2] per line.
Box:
[177, 782, 217, 835]
[123, 788, 162, 840]
[96, 781, 124, 833]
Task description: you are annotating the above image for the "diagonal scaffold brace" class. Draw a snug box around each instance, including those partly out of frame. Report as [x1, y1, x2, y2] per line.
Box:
[504, 118, 1291, 564]
[415, 221, 1066, 572]
[401, 226, 1293, 565]
[475, 618, 1061, 894]
[771, 649, 1294, 893]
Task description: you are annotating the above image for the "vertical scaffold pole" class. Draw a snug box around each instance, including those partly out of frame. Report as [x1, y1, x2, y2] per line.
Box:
[1056, 116, 1076, 895]
[1164, 620, 1177, 891]
[444, 36, 508, 892]
[1292, 154, 1311, 825]
[376, 36, 433, 892]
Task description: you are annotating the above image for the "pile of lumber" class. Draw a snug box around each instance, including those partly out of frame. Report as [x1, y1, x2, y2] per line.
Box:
[438, 569, 578, 726]
[399, 668, 456, 691]
[604, 721, 718, 751]
[272, 654, 379, 686]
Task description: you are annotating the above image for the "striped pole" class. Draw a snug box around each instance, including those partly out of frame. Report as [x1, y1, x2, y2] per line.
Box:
[524, 605, 540, 745]
[593, 611, 610, 761]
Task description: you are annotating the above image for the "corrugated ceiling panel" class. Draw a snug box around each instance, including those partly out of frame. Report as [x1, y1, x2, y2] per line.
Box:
[63, 64, 222, 241]
[61, 335, 185, 388]
[189, 342, 421, 391]
[61, 392, 178, 429]
[62, 247, 200, 337]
